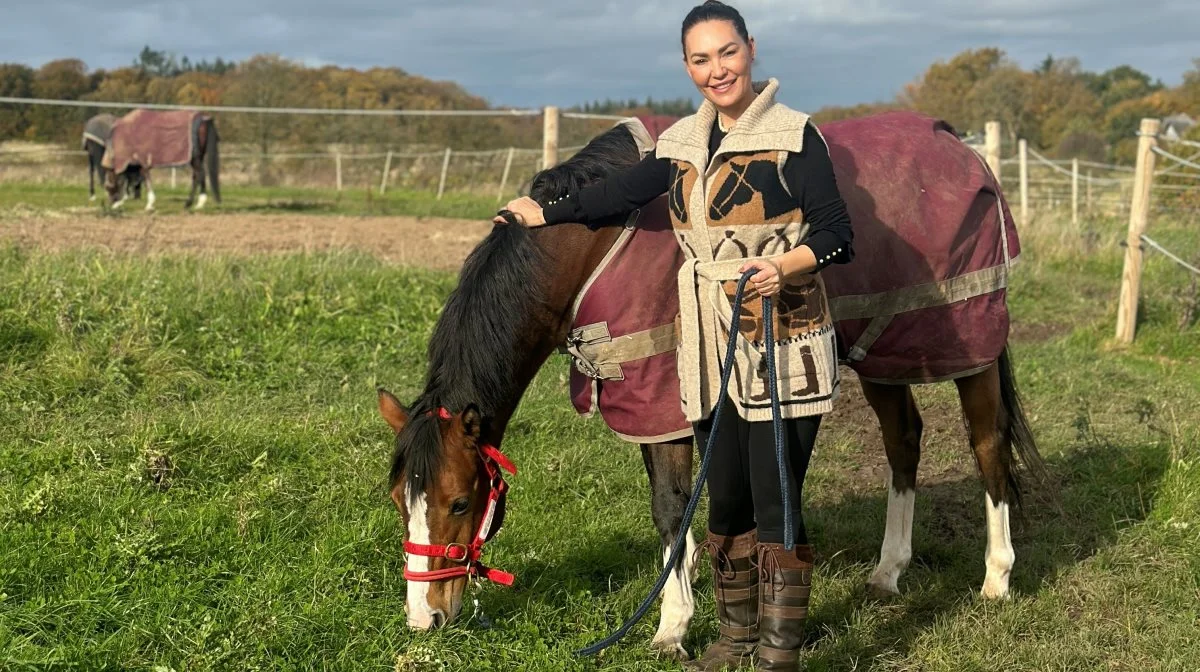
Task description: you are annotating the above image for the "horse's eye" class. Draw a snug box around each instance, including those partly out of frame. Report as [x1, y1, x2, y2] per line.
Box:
[450, 498, 470, 516]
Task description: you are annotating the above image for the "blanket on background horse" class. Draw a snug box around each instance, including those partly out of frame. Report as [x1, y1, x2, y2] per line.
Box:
[101, 109, 201, 174]
[564, 111, 1018, 443]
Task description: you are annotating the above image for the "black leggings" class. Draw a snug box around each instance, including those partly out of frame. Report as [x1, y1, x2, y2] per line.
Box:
[693, 396, 821, 545]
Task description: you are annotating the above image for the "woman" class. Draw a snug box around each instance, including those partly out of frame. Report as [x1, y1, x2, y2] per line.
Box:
[497, 2, 853, 669]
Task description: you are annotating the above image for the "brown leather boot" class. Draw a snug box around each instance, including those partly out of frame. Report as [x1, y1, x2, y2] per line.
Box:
[684, 529, 759, 671]
[753, 543, 814, 671]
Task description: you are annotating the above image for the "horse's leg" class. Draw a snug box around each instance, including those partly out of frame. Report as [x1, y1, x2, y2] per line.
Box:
[860, 380, 923, 596]
[640, 439, 696, 660]
[954, 363, 1016, 599]
[111, 172, 127, 210]
[186, 162, 201, 209]
[195, 161, 208, 210]
[143, 170, 156, 211]
[88, 151, 96, 201]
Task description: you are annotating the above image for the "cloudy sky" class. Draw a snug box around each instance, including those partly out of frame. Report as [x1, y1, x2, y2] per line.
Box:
[6, 1, 1199, 111]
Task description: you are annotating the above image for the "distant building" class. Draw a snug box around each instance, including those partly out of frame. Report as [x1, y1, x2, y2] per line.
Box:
[1162, 113, 1195, 141]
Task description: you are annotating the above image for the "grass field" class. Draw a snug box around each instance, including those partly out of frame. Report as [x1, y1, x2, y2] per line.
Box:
[0, 199, 1198, 670]
[0, 183, 500, 221]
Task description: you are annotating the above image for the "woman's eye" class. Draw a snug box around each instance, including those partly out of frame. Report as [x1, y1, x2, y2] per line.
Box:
[450, 498, 470, 516]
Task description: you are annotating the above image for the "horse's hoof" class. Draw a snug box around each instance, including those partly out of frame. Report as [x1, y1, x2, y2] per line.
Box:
[865, 581, 901, 602]
[88, 195, 96, 202]
[651, 640, 691, 662]
[979, 583, 1011, 600]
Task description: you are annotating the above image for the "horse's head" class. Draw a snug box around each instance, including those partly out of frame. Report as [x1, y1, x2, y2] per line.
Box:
[377, 388, 514, 630]
[103, 166, 144, 204]
[102, 169, 122, 203]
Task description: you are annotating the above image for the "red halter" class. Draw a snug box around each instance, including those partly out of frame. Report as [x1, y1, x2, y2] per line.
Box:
[402, 407, 517, 587]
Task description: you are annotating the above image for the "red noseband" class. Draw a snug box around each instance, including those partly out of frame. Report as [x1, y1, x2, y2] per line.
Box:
[401, 407, 517, 587]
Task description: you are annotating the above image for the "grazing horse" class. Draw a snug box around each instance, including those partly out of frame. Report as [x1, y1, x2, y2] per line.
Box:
[102, 109, 221, 211]
[82, 113, 142, 202]
[377, 111, 1043, 656]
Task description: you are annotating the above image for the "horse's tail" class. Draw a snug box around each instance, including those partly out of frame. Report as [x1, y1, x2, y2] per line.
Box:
[204, 118, 221, 203]
[998, 345, 1046, 506]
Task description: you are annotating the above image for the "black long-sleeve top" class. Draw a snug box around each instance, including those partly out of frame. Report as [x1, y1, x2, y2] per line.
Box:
[543, 119, 854, 270]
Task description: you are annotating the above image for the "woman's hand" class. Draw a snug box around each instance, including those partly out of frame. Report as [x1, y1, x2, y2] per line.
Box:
[494, 196, 547, 227]
[739, 258, 786, 297]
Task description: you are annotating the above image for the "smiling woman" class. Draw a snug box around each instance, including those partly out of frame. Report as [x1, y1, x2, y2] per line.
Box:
[497, 1, 857, 669]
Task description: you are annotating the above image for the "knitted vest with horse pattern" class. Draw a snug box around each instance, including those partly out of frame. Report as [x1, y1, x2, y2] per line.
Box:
[655, 78, 839, 423]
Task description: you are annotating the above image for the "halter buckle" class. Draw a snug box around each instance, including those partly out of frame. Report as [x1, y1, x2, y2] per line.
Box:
[443, 543, 470, 562]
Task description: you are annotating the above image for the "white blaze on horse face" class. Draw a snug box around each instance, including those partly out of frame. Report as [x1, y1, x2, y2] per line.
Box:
[981, 492, 1014, 599]
[196, 193, 207, 210]
[651, 529, 696, 657]
[867, 479, 915, 595]
[404, 483, 438, 629]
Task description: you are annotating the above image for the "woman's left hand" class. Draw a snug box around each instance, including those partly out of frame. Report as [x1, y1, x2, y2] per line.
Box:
[739, 258, 786, 297]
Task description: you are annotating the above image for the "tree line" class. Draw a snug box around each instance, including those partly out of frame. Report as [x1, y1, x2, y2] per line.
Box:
[1, 46, 1197, 163]
[811, 48, 1200, 163]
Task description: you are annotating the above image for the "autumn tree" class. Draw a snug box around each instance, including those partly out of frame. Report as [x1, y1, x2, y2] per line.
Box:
[221, 54, 306, 182]
[965, 64, 1034, 144]
[904, 47, 1005, 133]
[28, 59, 92, 142]
[1024, 57, 1103, 153]
[1169, 58, 1200, 115]
[0, 63, 34, 139]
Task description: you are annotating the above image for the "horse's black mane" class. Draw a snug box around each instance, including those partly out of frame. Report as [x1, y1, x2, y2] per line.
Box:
[390, 122, 644, 492]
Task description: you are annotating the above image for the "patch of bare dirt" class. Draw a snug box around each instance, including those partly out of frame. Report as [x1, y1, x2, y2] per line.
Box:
[0, 212, 493, 271]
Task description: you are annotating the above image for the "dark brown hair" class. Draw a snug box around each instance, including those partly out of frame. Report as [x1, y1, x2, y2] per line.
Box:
[681, 1, 750, 52]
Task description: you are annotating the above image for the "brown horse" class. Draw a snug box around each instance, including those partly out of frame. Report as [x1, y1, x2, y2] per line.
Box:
[102, 109, 221, 211]
[377, 112, 1043, 657]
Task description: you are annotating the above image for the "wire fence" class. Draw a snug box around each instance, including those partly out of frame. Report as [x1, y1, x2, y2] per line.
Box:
[0, 95, 632, 200]
[0, 142, 592, 201]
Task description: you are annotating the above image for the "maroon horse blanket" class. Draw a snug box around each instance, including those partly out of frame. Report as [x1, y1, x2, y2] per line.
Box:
[818, 111, 1019, 382]
[567, 118, 692, 443]
[101, 109, 199, 174]
[565, 110, 1018, 443]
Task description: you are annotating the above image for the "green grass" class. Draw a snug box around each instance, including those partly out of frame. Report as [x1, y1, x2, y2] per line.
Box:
[0, 182, 500, 220]
[1, 212, 1198, 670]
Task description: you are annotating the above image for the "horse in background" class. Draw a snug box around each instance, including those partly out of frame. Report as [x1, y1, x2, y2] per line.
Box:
[101, 109, 221, 211]
[82, 113, 142, 202]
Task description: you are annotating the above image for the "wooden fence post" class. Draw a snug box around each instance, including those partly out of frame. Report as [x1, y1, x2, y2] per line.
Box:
[1018, 139, 1029, 227]
[985, 121, 1002, 183]
[497, 147, 515, 203]
[335, 152, 343, 191]
[1087, 169, 1093, 215]
[542, 106, 559, 170]
[1072, 157, 1079, 227]
[379, 150, 393, 195]
[436, 148, 452, 200]
[1115, 118, 1161, 344]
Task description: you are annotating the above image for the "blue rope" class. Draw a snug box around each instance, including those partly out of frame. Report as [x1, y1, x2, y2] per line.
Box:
[575, 268, 788, 657]
[762, 295, 793, 551]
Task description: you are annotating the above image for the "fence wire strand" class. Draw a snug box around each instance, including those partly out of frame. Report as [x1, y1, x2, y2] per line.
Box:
[1141, 235, 1200, 276]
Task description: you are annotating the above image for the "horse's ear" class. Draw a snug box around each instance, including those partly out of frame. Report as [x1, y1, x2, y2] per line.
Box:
[461, 404, 483, 442]
[377, 387, 409, 434]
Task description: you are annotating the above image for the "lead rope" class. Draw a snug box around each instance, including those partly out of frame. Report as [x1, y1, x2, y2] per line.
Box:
[575, 268, 790, 656]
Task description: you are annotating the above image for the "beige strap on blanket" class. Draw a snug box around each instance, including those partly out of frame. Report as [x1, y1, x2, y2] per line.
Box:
[565, 322, 678, 381]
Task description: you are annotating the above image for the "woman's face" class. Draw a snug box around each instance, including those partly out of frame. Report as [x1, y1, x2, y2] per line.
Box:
[683, 19, 755, 113]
